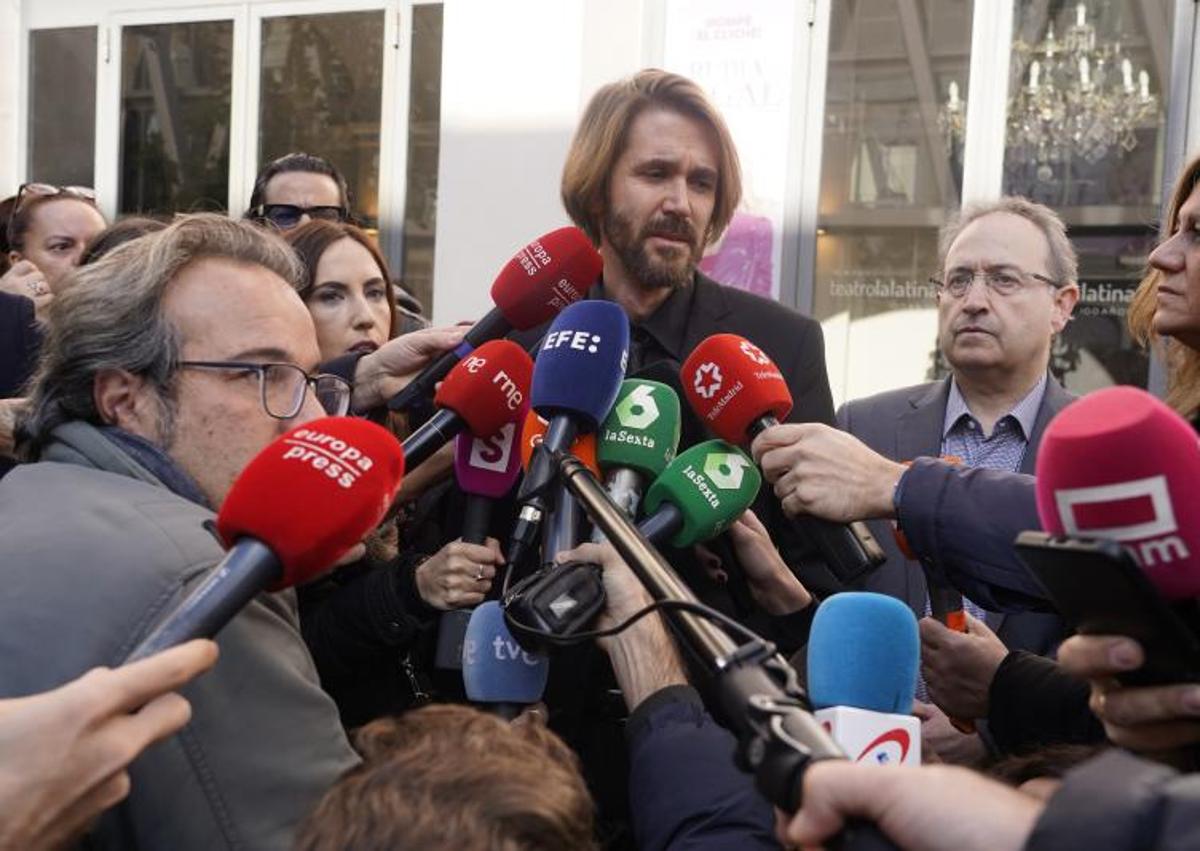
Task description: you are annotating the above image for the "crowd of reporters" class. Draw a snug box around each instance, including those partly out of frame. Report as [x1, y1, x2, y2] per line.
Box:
[0, 66, 1199, 851]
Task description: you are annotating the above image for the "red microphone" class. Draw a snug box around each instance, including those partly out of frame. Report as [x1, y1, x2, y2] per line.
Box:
[682, 333, 885, 583]
[389, 227, 600, 411]
[1036, 386, 1200, 600]
[125, 417, 405, 662]
[402, 339, 534, 470]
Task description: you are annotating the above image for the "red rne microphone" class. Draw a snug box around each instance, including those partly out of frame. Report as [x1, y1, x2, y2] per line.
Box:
[389, 227, 600, 411]
[125, 417, 405, 662]
[1036, 385, 1200, 600]
[402, 339, 534, 471]
[681, 333, 885, 583]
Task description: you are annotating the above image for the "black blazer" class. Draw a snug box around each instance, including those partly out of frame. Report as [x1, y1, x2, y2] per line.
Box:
[0, 292, 41, 398]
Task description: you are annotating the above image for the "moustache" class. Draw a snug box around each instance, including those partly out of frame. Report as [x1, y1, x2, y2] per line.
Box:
[639, 217, 697, 247]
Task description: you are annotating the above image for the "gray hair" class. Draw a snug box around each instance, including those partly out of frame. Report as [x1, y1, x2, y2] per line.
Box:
[19, 213, 303, 454]
[938, 196, 1078, 285]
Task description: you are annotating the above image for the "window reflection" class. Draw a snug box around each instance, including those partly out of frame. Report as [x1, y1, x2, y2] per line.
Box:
[259, 11, 385, 228]
[120, 21, 232, 215]
[813, 0, 975, 407]
[29, 27, 97, 188]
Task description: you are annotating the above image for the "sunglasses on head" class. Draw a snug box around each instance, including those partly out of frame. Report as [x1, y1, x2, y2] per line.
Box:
[252, 203, 348, 229]
[8, 182, 98, 241]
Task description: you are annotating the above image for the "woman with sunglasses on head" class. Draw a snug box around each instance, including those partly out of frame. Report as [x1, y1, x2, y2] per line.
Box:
[285, 220, 502, 728]
[0, 185, 106, 478]
[0, 184, 106, 319]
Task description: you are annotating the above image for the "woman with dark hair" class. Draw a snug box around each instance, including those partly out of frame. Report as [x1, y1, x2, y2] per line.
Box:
[284, 220, 502, 728]
[0, 183, 106, 318]
[245, 152, 351, 232]
[78, 216, 167, 267]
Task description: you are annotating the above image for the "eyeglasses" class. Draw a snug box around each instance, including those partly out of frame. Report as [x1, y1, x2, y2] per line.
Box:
[178, 361, 352, 419]
[930, 267, 1061, 299]
[250, 203, 348, 230]
[8, 182, 98, 241]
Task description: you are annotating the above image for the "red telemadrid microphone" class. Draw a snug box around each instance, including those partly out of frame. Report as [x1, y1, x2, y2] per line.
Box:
[1036, 385, 1200, 600]
[389, 227, 600, 411]
[125, 417, 405, 662]
[401, 339, 534, 471]
[681, 334, 885, 582]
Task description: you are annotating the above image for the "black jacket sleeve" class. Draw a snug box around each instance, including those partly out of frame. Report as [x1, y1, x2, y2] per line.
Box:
[626, 685, 781, 851]
[1026, 749, 1200, 851]
[987, 650, 1104, 755]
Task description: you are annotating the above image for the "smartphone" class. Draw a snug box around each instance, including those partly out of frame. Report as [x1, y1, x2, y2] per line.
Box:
[1014, 531, 1200, 686]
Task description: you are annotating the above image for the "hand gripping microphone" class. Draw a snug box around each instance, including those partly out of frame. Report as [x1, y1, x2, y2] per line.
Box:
[462, 600, 550, 719]
[401, 339, 533, 471]
[548, 451, 898, 851]
[1035, 385, 1200, 599]
[505, 440, 763, 648]
[506, 300, 629, 569]
[126, 417, 405, 662]
[807, 593, 922, 766]
[682, 333, 885, 583]
[591, 378, 682, 540]
[433, 419, 527, 671]
[389, 227, 599, 411]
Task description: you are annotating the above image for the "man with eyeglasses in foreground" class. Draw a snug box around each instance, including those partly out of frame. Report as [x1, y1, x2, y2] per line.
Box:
[0, 214, 458, 850]
[754, 199, 1081, 764]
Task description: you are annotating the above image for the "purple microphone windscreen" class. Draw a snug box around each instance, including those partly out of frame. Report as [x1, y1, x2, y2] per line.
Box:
[454, 406, 527, 499]
[807, 592, 919, 714]
[530, 300, 630, 432]
[462, 601, 549, 704]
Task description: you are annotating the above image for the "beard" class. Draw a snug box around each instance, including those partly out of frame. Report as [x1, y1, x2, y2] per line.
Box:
[602, 209, 701, 292]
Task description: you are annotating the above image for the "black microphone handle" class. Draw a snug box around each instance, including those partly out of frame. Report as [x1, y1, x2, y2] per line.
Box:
[401, 407, 466, 470]
[461, 494, 493, 545]
[748, 415, 885, 583]
[635, 500, 683, 546]
[125, 539, 279, 663]
[388, 310, 513, 411]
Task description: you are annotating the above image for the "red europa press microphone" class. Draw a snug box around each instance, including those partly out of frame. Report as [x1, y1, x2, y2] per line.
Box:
[401, 339, 534, 471]
[125, 417, 405, 662]
[1036, 385, 1200, 600]
[681, 333, 885, 583]
[389, 226, 600, 411]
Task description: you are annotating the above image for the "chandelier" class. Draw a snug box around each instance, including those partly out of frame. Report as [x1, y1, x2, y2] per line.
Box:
[939, 3, 1159, 172]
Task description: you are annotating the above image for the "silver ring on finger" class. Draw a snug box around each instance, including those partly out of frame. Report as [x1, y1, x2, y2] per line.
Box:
[474, 564, 484, 581]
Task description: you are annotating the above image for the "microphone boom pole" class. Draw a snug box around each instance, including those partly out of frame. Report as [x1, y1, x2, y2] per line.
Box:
[553, 452, 896, 851]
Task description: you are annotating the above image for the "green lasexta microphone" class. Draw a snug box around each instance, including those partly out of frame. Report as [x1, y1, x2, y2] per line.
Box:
[592, 379, 682, 540]
[639, 439, 762, 547]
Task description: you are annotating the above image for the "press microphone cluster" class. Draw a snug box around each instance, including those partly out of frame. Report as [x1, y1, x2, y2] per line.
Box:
[126, 417, 406, 662]
[681, 333, 886, 583]
[389, 227, 599, 412]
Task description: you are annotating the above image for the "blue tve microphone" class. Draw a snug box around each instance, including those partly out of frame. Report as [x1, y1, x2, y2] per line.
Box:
[506, 301, 629, 570]
[462, 601, 550, 718]
[807, 593, 921, 765]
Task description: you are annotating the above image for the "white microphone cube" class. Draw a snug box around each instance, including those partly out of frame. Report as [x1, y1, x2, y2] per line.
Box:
[815, 706, 921, 766]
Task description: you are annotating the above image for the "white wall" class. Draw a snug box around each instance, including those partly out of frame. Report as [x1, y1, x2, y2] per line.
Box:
[430, 0, 646, 325]
[0, 0, 21, 193]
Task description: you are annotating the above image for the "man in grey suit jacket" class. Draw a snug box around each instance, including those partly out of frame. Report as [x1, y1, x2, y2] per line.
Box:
[760, 197, 1081, 760]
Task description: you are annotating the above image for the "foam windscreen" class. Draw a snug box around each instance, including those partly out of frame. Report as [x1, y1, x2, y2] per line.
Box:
[454, 413, 526, 499]
[807, 592, 919, 713]
[530, 300, 629, 431]
[216, 417, 405, 591]
[681, 334, 792, 443]
[642, 439, 761, 547]
[490, 227, 600, 330]
[597, 379, 682, 479]
[1036, 385, 1200, 600]
[435, 339, 534, 437]
[520, 409, 600, 477]
[463, 601, 550, 704]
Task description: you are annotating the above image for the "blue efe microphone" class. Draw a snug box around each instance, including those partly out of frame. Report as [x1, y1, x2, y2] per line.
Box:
[462, 601, 550, 718]
[807, 592, 922, 765]
[506, 301, 629, 568]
